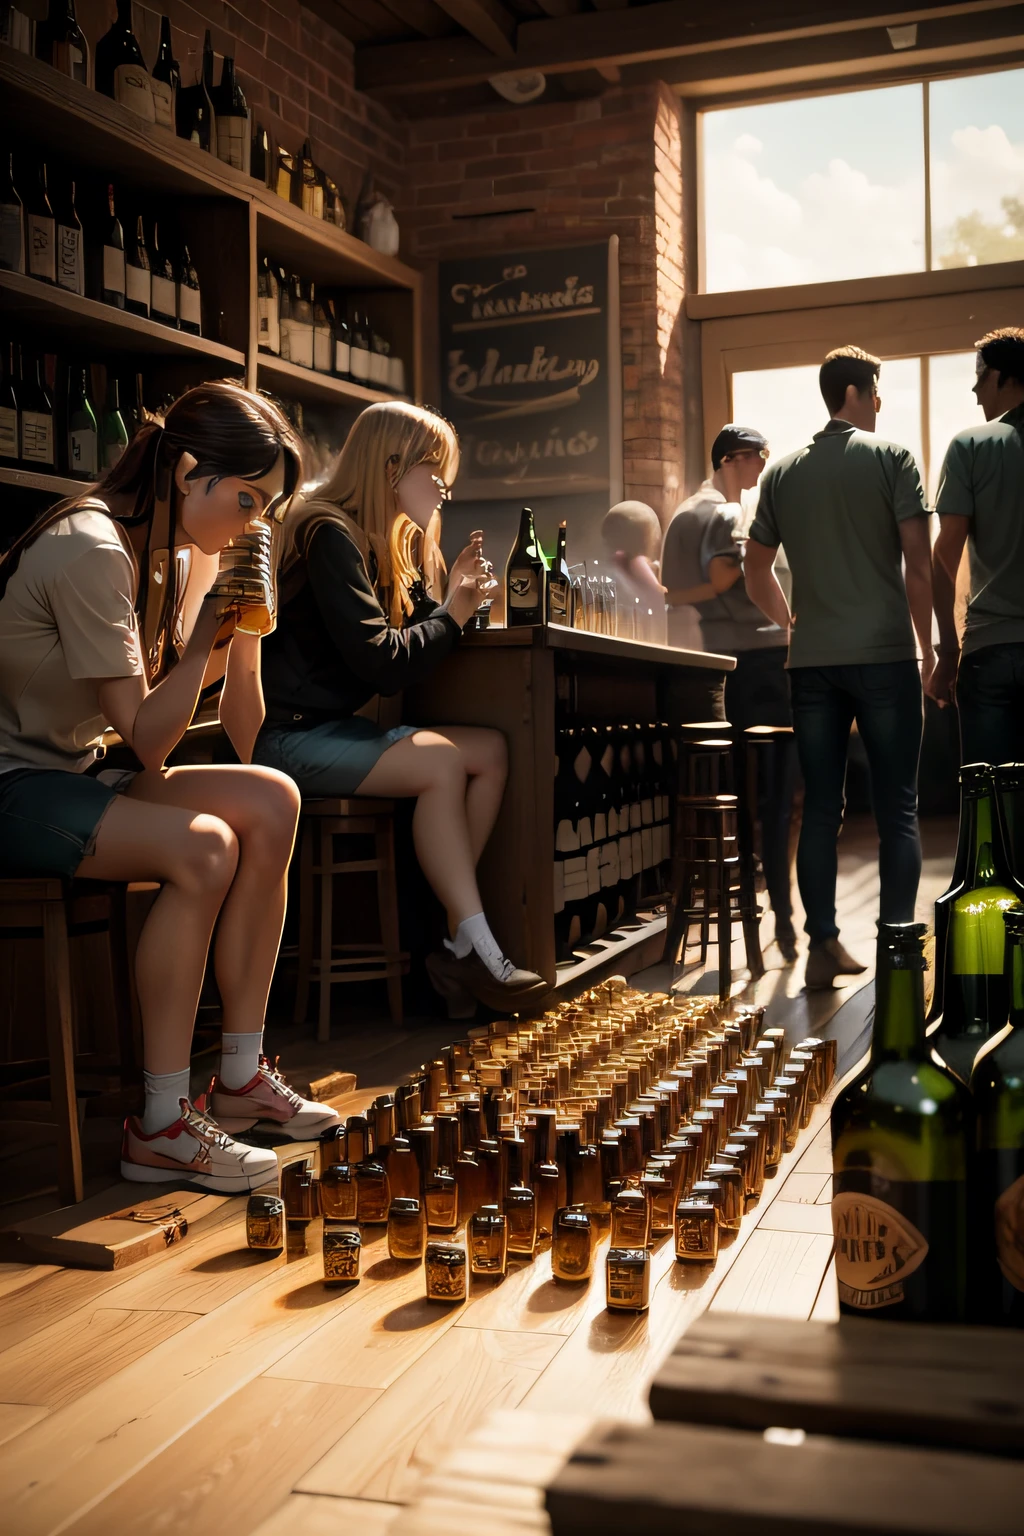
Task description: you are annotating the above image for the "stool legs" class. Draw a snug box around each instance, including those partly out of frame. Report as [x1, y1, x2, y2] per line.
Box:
[375, 815, 404, 1029]
[43, 899, 83, 1204]
[294, 822, 315, 1026]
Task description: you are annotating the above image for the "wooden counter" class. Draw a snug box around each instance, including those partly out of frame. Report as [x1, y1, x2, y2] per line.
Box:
[403, 624, 735, 986]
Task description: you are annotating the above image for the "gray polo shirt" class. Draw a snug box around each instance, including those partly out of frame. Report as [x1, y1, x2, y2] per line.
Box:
[748, 420, 927, 669]
[935, 405, 1024, 656]
[662, 482, 780, 655]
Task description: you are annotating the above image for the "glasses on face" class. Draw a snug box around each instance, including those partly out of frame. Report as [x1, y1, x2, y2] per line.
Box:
[725, 447, 770, 463]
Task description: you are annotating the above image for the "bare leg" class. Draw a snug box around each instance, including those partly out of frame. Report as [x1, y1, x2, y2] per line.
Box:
[74, 796, 239, 1074]
[424, 725, 507, 863]
[357, 731, 482, 930]
[126, 765, 300, 1035]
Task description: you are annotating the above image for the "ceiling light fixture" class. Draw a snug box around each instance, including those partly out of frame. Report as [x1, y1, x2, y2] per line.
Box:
[887, 23, 918, 50]
[490, 70, 547, 104]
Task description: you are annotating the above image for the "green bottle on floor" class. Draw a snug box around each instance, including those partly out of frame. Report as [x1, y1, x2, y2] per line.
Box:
[972, 907, 1024, 1325]
[831, 922, 971, 1322]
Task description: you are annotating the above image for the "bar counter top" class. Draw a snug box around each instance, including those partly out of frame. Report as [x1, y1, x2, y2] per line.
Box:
[460, 622, 736, 672]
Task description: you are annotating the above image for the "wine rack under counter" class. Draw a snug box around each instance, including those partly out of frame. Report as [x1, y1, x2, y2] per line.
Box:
[0, 270, 245, 370]
[256, 354, 396, 411]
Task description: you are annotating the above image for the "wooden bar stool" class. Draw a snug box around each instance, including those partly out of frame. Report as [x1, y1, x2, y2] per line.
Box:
[662, 793, 764, 999]
[294, 798, 409, 1041]
[0, 878, 135, 1205]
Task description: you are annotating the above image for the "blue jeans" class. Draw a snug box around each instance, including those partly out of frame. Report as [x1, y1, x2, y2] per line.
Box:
[956, 641, 1024, 767]
[789, 661, 923, 946]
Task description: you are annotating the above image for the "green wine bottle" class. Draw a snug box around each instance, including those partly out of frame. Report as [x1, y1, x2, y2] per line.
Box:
[971, 906, 1024, 1325]
[932, 765, 1024, 1084]
[927, 762, 983, 1026]
[831, 922, 970, 1322]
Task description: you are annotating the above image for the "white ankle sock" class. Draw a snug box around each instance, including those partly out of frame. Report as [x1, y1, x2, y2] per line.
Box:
[219, 1031, 264, 1090]
[142, 1067, 192, 1134]
[445, 913, 513, 982]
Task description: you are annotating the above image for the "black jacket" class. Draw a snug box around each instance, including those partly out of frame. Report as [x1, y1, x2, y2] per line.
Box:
[260, 522, 461, 727]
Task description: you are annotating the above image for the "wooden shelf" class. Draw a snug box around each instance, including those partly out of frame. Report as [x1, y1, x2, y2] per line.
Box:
[255, 199, 420, 292]
[0, 271, 246, 367]
[256, 354, 395, 409]
[0, 466, 82, 496]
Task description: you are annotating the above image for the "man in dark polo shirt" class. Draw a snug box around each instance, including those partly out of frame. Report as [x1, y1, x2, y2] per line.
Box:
[744, 346, 935, 990]
[931, 327, 1024, 764]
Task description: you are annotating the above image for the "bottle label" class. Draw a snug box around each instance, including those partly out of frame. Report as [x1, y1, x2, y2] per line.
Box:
[369, 352, 388, 387]
[549, 578, 568, 623]
[27, 214, 55, 282]
[996, 1172, 1024, 1292]
[126, 264, 151, 312]
[21, 411, 54, 465]
[115, 64, 156, 123]
[832, 1190, 929, 1310]
[279, 318, 291, 362]
[313, 328, 332, 374]
[151, 77, 175, 130]
[217, 115, 250, 173]
[179, 284, 201, 332]
[0, 405, 17, 460]
[0, 204, 23, 273]
[69, 428, 98, 477]
[103, 244, 126, 295]
[334, 339, 350, 375]
[287, 322, 313, 370]
[152, 274, 177, 320]
[350, 345, 371, 382]
[257, 296, 272, 346]
[387, 355, 405, 395]
[53, 41, 87, 84]
[509, 570, 538, 609]
[57, 224, 83, 294]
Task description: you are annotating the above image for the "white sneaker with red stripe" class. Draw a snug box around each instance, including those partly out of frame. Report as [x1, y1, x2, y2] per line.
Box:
[208, 1057, 340, 1140]
[121, 1099, 278, 1193]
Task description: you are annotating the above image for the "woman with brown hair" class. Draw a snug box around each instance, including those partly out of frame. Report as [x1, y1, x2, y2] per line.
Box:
[0, 380, 339, 1192]
[256, 400, 545, 1016]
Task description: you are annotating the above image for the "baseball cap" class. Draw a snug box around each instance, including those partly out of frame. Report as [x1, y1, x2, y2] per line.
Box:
[711, 424, 768, 470]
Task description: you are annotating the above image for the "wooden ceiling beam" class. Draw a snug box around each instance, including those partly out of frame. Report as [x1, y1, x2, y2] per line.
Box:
[354, 0, 1015, 95]
[433, 0, 517, 56]
[377, 0, 454, 37]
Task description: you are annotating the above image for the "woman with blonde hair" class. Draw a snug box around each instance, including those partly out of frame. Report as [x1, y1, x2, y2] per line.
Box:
[256, 400, 544, 1014]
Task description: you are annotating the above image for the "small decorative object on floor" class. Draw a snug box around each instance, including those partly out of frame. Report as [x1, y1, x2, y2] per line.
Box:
[246, 1193, 285, 1252]
[322, 1221, 361, 1285]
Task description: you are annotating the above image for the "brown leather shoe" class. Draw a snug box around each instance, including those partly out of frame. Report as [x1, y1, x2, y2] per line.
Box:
[805, 937, 867, 991]
[427, 948, 548, 1015]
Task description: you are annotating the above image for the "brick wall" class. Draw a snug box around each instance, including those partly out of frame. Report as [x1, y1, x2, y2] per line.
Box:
[396, 85, 689, 523]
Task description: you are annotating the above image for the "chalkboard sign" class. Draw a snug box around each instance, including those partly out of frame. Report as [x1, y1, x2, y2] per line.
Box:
[439, 241, 620, 502]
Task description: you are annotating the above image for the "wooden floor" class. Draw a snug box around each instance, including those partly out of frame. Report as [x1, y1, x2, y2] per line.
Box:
[0, 816, 955, 1536]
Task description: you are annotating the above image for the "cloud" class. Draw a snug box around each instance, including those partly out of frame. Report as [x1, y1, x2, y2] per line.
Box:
[931, 123, 1024, 230]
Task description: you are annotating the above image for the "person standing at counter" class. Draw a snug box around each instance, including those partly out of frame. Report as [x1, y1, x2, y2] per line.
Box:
[0, 382, 338, 1193]
[744, 347, 935, 989]
[256, 401, 545, 1017]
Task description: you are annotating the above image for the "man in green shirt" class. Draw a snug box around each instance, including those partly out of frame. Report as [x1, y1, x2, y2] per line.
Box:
[932, 327, 1024, 765]
[745, 346, 935, 989]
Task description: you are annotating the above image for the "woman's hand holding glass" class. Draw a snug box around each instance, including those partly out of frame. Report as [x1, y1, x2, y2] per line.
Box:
[449, 570, 496, 630]
[449, 529, 487, 588]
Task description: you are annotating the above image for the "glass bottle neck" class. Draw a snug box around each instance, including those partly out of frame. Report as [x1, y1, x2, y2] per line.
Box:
[872, 961, 927, 1062]
[963, 789, 1008, 889]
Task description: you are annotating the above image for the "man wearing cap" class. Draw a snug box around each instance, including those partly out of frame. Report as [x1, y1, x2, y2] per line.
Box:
[661, 425, 800, 961]
[931, 327, 1024, 765]
[744, 346, 935, 990]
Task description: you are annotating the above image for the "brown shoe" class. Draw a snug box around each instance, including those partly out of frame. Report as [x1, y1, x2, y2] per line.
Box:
[428, 948, 548, 1015]
[805, 937, 867, 991]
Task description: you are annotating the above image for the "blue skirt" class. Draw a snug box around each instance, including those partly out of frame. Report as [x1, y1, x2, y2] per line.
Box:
[253, 717, 417, 797]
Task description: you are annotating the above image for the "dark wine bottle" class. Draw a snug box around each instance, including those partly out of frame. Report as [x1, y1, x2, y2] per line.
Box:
[505, 506, 546, 627]
[548, 520, 571, 625]
[349, 308, 371, 384]
[554, 728, 594, 960]
[250, 121, 271, 186]
[299, 138, 323, 219]
[932, 765, 1024, 1085]
[972, 907, 1024, 1324]
[0, 340, 20, 466]
[125, 213, 151, 318]
[212, 56, 249, 172]
[176, 243, 201, 335]
[832, 921, 970, 1321]
[53, 174, 83, 296]
[36, 0, 89, 84]
[149, 221, 177, 327]
[20, 355, 55, 469]
[256, 255, 279, 354]
[101, 376, 129, 469]
[25, 162, 56, 284]
[927, 762, 983, 1026]
[66, 365, 98, 480]
[101, 183, 126, 309]
[151, 15, 180, 133]
[95, 0, 156, 122]
[0, 149, 25, 274]
[175, 28, 213, 151]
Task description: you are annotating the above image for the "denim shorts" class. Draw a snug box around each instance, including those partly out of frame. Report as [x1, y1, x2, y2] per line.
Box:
[253, 716, 417, 797]
[0, 767, 122, 878]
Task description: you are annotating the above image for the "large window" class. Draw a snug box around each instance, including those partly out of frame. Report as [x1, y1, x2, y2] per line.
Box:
[701, 68, 1024, 293]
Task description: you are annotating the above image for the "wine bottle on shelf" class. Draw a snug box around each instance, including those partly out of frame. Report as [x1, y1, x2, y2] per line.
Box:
[20, 355, 54, 469]
[387, 349, 405, 397]
[972, 907, 1024, 1324]
[176, 244, 201, 335]
[832, 921, 970, 1321]
[287, 277, 314, 369]
[95, 0, 156, 123]
[299, 139, 323, 219]
[2, 3, 33, 53]
[505, 505, 546, 627]
[0, 150, 25, 274]
[200, 29, 218, 145]
[349, 309, 371, 384]
[175, 29, 213, 151]
[25, 163, 56, 285]
[125, 213, 151, 318]
[277, 271, 292, 362]
[927, 762, 980, 1027]
[128, 371, 146, 437]
[151, 15, 180, 132]
[324, 174, 345, 228]
[149, 221, 177, 327]
[256, 256, 280, 354]
[370, 327, 389, 389]
[66, 365, 98, 480]
[250, 122, 271, 187]
[274, 146, 296, 203]
[213, 57, 249, 173]
[53, 175, 83, 296]
[101, 376, 129, 468]
[932, 765, 1024, 1085]
[36, 0, 89, 85]
[0, 341, 20, 466]
[331, 299, 350, 379]
[101, 183, 126, 309]
[547, 520, 571, 625]
[311, 284, 333, 375]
